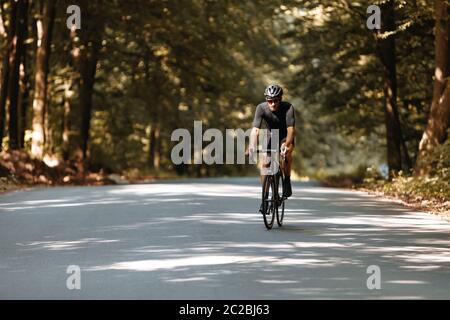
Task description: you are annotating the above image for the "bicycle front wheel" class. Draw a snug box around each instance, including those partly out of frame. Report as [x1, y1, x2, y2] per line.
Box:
[262, 175, 276, 229]
[276, 173, 285, 226]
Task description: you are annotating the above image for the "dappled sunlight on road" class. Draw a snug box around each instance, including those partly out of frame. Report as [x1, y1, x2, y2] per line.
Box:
[17, 238, 120, 251]
[0, 199, 77, 206]
[166, 277, 208, 283]
[107, 183, 261, 199]
[87, 255, 277, 272]
[0, 196, 134, 211]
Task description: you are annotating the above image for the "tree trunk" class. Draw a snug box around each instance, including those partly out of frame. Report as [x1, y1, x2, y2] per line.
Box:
[31, 0, 56, 159]
[79, 38, 101, 161]
[18, 3, 31, 149]
[7, 0, 28, 150]
[144, 52, 162, 171]
[69, 1, 103, 163]
[0, 44, 11, 150]
[0, 1, 18, 149]
[376, 0, 411, 175]
[416, 0, 450, 172]
[67, 26, 83, 161]
[148, 123, 156, 169]
[18, 60, 29, 149]
[155, 126, 161, 170]
[0, 3, 6, 37]
[61, 80, 73, 161]
[0, 2, 7, 149]
[148, 122, 161, 170]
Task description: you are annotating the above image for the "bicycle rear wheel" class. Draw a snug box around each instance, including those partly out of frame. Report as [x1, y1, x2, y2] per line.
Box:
[276, 173, 285, 226]
[262, 175, 276, 229]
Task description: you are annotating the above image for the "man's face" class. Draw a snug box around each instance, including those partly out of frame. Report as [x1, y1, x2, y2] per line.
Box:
[266, 97, 281, 112]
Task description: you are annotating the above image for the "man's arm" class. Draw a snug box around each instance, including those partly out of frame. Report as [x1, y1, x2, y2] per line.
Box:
[284, 126, 295, 152]
[250, 127, 259, 150]
[249, 104, 263, 152]
[284, 104, 295, 154]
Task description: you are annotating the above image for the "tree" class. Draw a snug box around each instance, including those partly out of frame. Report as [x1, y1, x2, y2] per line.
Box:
[0, 1, 17, 149]
[7, 0, 28, 150]
[416, 0, 450, 172]
[31, 0, 57, 159]
[18, 1, 31, 149]
[375, 0, 411, 174]
[279, 0, 424, 176]
[69, 0, 104, 162]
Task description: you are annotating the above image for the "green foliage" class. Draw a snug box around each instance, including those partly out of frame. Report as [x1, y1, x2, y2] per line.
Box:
[419, 133, 450, 183]
[363, 136, 450, 204]
[38, 0, 285, 176]
[380, 174, 450, 203]
[273, 0, 436, 177]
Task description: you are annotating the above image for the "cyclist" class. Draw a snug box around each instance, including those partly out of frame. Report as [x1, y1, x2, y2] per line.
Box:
[248, 84, 295, 211]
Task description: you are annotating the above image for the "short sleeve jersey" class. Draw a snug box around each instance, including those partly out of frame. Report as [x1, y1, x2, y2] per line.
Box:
[252, 101, 295, 140]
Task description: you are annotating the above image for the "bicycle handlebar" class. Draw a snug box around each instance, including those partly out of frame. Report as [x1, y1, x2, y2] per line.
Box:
[256, 149, 279, 153]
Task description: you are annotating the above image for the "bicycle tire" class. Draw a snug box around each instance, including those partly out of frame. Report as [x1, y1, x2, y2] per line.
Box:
[262, 175, 275, 229]
[276, 172, 285, 226]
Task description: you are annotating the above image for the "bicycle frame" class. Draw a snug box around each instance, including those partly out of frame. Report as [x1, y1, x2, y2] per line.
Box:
[257, 148, 287, 229]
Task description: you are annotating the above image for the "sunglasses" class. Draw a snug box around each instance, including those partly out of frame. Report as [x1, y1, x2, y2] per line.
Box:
[266, 98, 281, 103]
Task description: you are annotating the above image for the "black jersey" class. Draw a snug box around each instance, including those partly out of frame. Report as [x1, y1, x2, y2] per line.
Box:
[252, 101, 295, 141]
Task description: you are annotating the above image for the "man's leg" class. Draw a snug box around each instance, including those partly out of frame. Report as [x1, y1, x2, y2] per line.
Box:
[281, 141, 294, 197]
[259, 153, 271, 213]
[259, 152, 270, 183]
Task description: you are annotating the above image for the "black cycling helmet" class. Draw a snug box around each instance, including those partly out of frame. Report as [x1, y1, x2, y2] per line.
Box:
[264, 84, 283, 99]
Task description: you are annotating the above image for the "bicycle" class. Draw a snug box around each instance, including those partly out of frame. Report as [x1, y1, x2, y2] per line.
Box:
[256, 147, 287, 230]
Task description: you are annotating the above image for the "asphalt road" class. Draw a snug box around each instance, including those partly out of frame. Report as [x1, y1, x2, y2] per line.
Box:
[1, 178, 450, 299]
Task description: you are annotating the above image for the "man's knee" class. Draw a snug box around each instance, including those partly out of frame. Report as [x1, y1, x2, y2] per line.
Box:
[259, 155, 271, 171]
